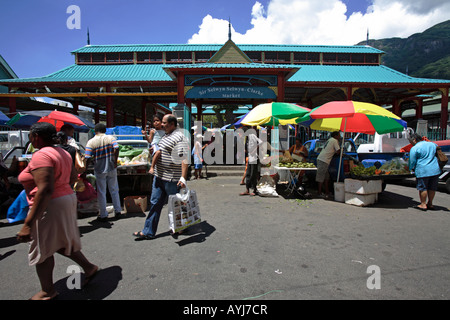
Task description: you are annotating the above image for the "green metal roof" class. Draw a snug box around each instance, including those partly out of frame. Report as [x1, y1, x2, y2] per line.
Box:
[72, 44, 384, 54]
[0, 54, 18, 79]
[163, 63, 298, 69]
[2, 63, 449, 85]
[1, 64, 173, 82]
[287, 65, 450, 84]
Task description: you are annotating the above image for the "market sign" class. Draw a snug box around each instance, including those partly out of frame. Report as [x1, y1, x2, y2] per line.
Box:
[185, 86, 276, 100]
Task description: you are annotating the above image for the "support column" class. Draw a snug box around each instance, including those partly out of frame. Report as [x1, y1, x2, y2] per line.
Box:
[141, 99, 147, 130]
[347, 86, 353, 101]
[8, 97, 16, 115]
[277, 73, 285, 102]
[415, 99, 423, 120]
[440, 87, 449, 139]
[195, 101, 203, 122]
[392, 99, 401, 117]
[94, 107, 100, 123]
[177, 72, 185, 104]
[106, 96, 114, 127]
[72, 101, 79, 115]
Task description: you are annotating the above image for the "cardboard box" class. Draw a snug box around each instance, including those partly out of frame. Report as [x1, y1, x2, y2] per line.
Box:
[124, 196, 147, 213]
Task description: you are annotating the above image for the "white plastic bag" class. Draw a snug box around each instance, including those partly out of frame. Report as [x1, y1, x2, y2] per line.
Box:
[168, 188, 201, 233]
[257, 174, 279, 197]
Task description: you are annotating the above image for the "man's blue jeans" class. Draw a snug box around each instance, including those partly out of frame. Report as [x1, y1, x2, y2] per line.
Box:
[142, 177, 179, 237]
[96, 168, 122, 218]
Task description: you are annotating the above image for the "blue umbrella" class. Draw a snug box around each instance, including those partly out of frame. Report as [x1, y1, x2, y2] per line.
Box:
[0, 111, 10, 124]
[232, 111, 251, 128]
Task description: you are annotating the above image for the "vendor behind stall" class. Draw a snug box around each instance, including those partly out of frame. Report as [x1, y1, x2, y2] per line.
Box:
[288, 137, 308, 162]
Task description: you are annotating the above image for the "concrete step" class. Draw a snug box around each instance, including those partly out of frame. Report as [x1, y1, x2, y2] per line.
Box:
[190, 165, 245, 177]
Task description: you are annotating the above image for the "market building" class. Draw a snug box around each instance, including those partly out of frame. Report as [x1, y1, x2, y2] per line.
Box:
[1, 34, 449, 138]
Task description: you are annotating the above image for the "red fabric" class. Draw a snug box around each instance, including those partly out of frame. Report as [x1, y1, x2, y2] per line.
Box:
[400, 136, 430, 152]
[310, 101, 355, 119]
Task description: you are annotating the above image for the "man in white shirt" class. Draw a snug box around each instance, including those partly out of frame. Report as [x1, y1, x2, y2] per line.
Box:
[316, 131, 341, 198]
[240, 127, 264, 196]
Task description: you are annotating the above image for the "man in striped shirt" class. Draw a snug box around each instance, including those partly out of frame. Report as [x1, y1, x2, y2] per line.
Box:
[85, 123, 122, 221]
[134, 114, 189, 240]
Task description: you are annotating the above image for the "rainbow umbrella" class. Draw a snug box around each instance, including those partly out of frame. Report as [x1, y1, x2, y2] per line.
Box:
[296, 101, 406, 134]
[297, 101, 407, 182]
[241, 102, 310, 126]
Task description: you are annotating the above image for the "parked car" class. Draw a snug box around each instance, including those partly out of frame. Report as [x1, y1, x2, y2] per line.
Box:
[303, 138, 359, 182]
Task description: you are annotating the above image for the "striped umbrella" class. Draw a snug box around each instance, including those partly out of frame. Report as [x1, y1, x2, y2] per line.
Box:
[296, 101, 406, 134]
[297, 100, 407, 182]
[240, 102, 310, 126]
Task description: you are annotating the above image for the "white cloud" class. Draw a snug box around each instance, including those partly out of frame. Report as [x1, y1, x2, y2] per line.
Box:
[188, 0, 450, 45]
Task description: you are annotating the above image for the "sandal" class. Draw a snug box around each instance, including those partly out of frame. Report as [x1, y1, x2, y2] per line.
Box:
[135, 234, 156, 241]
[240, 191, 250, 196]
[413, 205, 427, 211]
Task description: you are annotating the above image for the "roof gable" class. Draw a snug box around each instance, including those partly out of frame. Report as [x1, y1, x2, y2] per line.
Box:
[208, 40, 252, 64]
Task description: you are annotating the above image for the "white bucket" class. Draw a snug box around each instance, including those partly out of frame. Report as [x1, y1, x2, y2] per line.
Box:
[334, 182, 345, 203]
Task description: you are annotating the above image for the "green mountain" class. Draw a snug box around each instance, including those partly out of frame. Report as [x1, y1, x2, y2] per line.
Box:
[358, 20, 450, 80]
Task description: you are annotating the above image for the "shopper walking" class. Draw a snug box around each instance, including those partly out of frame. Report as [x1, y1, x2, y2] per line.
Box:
[133, 114, 189, 240]
[240, 127, 263, 196]
[56, 131, 77, 164]
[17, 122, 98, 300]
[316, 131, 341, 198]
[408, 133, 441, 211]
[85, 123, 122, 221]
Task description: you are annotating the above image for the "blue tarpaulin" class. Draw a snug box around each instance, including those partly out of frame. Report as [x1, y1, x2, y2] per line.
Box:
[7, 190, 29, 223]
[106, 126, 143, 140]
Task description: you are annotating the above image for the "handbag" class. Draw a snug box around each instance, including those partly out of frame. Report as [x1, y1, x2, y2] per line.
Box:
[436, 146, 448, 169]
[75, 151, 86, 174]
[168, 187, 201, 233]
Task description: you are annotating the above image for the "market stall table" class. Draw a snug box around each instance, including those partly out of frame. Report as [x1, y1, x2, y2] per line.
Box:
[116, 162, 152, 201]
[274, 166, 317, 195]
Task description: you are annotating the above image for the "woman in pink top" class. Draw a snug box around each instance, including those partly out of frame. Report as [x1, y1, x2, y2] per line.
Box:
[17, 122, 98, 300]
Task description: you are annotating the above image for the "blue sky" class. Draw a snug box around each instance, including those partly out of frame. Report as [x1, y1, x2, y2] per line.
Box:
[0, 0, 448, 80]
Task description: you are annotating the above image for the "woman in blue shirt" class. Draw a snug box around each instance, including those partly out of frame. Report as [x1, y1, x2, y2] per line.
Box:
[409, 134, 441, 211]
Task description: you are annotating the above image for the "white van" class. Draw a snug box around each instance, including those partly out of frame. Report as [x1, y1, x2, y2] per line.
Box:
[0, 130, 30, 166]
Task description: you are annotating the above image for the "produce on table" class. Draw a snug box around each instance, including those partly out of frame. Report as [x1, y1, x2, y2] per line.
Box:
[117, 148, 149, 166]
[350, 165, 376, 177]
[277, 156, 316, 168]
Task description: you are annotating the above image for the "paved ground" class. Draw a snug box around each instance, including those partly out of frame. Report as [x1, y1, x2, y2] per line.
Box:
[0, 176, 449, 301]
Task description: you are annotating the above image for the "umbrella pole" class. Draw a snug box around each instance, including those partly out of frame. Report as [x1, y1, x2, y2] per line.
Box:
[337, 117, 347, 182]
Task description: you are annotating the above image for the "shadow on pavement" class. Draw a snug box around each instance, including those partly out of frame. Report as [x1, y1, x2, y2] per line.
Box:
[174, 221, 216, 247]
[54, 265, 123, 300]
